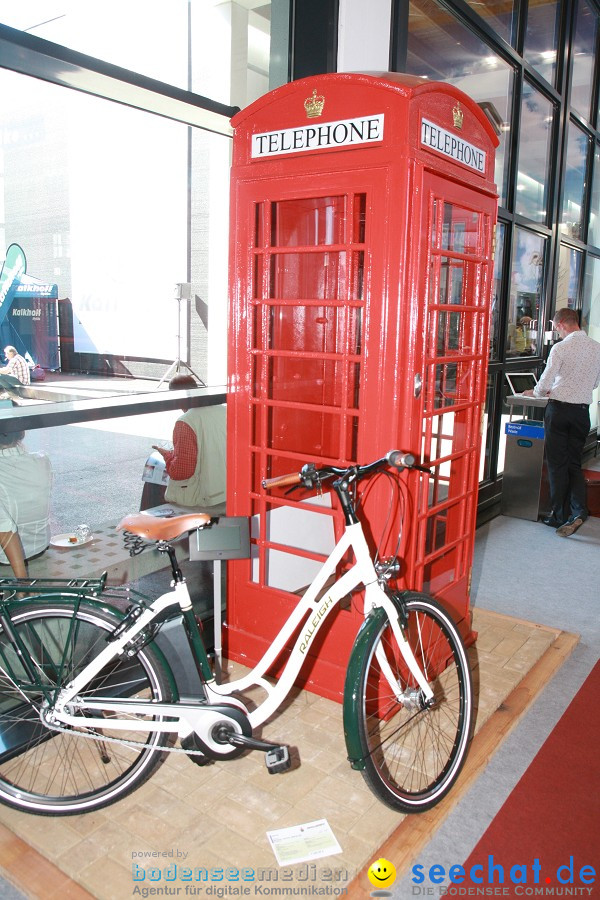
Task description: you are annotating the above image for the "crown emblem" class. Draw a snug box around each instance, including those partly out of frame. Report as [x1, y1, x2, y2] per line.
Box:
[452, 102, 464, 130]
[304, 89, 325, 118]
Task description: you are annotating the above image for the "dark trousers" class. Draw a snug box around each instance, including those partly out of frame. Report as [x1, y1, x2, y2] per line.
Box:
[544, 400, 590, 521]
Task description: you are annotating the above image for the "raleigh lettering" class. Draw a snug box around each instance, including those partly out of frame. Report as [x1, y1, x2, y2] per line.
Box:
[299, 595, 335, 654]
[251, 114, 384, 159]
[421, 118, 486, 173]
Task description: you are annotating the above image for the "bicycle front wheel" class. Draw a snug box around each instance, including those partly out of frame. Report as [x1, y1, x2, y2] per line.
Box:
[356, 592, 472, 813]
[0, 599, 173, 815]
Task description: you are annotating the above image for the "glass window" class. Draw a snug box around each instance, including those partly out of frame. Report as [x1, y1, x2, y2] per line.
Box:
[515, 82, 554, 223]
[252, 191, 364, 468]
[496, 378, 511, 475]
[463, 1, 515, 46]
[479, 373, 495, 482]
[489, 223, 505, 360]
[582, 253, 600, 335]
[589, 142, 600, 249]
[0, 0, 272, 109]
[556, 244, 582, 314]
[581, 253, 600, 430]
[191, 2, 271, 108]
[561, 121, 591, 240]
[1, 1, 189, 88]
[0, 66, 231, 385]
[523, 0, 560, 86]
[570, 0, 598, 122]
[507, 228, 546, 357]
[439, 203, 480, 256]
[405, 0, 514, 207]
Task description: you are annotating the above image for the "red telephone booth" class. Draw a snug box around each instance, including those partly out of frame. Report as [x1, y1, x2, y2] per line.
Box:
[226, 72, 498, 701]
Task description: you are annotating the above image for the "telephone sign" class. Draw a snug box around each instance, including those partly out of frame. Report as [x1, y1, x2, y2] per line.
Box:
[251, 113, 385, 158]
[421, 118, 486, 172]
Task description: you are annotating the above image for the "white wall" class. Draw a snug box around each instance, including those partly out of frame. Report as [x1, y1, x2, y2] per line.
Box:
[337, 0, 392, 73]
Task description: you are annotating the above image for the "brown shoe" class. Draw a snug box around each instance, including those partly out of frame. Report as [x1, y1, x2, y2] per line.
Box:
[556, 517, 584, 537]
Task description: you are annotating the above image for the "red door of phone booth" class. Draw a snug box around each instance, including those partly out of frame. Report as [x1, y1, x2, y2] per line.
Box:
[226, 73, 498, 701]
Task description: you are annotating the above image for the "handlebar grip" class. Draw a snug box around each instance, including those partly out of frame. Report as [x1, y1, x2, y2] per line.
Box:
[387, 450, 416, 469]
[262, 472, 302, 490]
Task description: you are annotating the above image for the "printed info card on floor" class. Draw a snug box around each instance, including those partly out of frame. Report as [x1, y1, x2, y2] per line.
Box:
[267, 819, 343, 866]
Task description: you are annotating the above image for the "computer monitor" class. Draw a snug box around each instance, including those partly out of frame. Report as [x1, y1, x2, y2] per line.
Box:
[505, 373, 538, 396]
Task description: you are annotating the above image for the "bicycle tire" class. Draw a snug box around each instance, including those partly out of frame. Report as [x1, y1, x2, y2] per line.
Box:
[355, 592, 473, 812]
[0, 598, 173, 815]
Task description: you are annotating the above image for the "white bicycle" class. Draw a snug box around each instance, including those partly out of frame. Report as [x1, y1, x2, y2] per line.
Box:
[0, 450, 473, 815]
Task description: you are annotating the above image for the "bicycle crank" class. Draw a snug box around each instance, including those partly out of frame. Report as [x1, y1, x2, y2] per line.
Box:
[212, 725, 292, 774]
[182, 703, 253, 760]
[181, 702, 290, 771]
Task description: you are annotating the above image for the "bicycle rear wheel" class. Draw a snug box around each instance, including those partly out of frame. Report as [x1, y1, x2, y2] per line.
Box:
[355, 592, 472, 812]
[0, 599, 173, 815]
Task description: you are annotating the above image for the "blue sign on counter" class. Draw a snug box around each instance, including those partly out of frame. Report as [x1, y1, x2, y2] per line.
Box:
[505, 420, 545, 439]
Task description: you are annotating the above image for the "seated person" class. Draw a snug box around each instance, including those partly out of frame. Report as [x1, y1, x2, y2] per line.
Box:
[0, 430, 52, 577]
[147, 374, 226, 510]
[0, 346, 30, 385]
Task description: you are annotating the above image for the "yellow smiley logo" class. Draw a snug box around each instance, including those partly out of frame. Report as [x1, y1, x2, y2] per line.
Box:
[367, 858, 397, 889]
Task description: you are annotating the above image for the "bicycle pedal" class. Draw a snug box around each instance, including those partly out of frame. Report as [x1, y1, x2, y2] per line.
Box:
[265, 745, 291, 774]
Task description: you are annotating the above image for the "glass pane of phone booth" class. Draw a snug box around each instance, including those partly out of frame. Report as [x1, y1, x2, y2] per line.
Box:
[418, 192, 491, 596]
[250, 193, 366, 592]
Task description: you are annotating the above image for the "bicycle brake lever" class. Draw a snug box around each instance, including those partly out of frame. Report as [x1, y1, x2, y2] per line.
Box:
[286, 476, 324, 497]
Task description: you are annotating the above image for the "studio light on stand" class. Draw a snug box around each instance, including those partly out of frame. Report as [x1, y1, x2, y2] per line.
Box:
[157, 282, 205, 388]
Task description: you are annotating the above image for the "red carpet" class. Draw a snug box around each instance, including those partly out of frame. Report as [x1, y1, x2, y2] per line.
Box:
[454, 660, 600, 896]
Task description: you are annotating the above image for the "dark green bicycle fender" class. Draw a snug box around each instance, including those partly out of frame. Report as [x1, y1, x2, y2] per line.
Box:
[343, 603, 396, 771]
[4, 595, 180, 701]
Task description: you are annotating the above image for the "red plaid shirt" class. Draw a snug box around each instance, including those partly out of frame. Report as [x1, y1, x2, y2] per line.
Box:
[162, 421, 198, 480]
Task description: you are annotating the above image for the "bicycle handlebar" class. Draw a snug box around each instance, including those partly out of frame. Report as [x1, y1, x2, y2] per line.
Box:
[262, 450, 426, 491]
[386, 450, 416, 469]
[262, 472, 303, 489]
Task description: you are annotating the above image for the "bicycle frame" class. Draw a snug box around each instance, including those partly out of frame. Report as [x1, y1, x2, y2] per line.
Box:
[47, 516, 434, 740]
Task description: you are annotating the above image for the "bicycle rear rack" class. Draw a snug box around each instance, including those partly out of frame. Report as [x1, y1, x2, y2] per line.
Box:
[0, 573, 108, 597]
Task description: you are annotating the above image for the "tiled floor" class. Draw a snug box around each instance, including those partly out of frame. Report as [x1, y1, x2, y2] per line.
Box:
[0, 607, 567, 899]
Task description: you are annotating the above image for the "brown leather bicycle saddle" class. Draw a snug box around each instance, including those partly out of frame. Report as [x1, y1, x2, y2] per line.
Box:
[117, 513, 211, 542]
